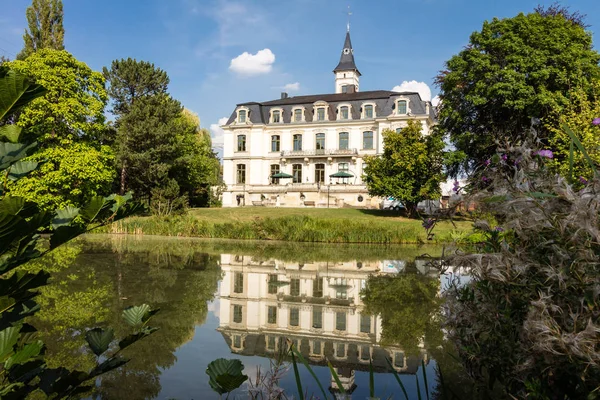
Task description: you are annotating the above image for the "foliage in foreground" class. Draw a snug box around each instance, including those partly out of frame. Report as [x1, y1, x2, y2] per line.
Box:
[363, 121, 445, 217]
[0, 66, 156, 398]
[443, 134, 600, 398]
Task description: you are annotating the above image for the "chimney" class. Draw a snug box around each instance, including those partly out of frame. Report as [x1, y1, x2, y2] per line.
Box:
[281, 92, 288, 99]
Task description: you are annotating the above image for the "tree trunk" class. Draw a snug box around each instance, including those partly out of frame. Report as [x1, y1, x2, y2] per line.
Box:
[405, 201, 417, 218]
[120, 160, 127, 195]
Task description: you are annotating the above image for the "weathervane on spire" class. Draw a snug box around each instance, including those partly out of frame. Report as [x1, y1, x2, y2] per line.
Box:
[346, 5, 352, 32]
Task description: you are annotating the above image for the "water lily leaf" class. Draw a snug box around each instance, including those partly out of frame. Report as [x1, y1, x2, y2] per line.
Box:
[0, 125, 22, 143]
[51, 206, 80, 229]
[5, 340, 43, 369]
[0, 142, 37, 171]
[118, 326, 158, 351]
[80, 196, 112, 223]
[0, 326, 19, 361]
[122, 304, 150, 327]
[206, 358, 247, 395]
[85, 328, 114, 357]
[0, 69, 47, 120]
[8, 160, 39, 181]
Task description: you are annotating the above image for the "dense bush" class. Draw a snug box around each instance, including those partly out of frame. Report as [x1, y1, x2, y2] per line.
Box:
[443, 134, 600, 398]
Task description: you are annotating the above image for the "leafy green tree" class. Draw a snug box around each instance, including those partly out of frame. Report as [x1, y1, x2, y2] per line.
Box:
[8, 49, 107, 146]
[175, 109, 222, 207]
[436, 6, 600, 175]
[546, 81, 600, 186]
[17, 0, 64, 60]
[117, 93, 187, 202]
[103, 58, 170, 194]
[0, 66, 156, 399]
[6, 50, 113, 209]
[363, 121, 444, 217]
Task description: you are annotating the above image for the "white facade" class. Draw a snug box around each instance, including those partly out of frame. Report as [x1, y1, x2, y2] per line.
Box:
[220, 30, 435, 208]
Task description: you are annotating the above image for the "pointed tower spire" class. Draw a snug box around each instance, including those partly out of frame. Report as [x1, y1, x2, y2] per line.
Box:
[333, 30, 361, 75]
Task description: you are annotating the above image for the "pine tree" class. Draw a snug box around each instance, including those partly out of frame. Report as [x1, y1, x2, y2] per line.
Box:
[17, 0, 65, 60]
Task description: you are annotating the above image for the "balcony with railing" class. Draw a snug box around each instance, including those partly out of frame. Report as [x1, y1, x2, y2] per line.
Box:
[280, 148, 358, 158]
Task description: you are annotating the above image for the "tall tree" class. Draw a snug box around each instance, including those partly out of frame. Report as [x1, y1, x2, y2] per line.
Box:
[103, 58, 170, 193]
[436, 6, 600, 176]
[17, 0, 65, 60]
[117, 93, 186, 202]
[363, 121, 444, 217]
[7, 49, 114, 209]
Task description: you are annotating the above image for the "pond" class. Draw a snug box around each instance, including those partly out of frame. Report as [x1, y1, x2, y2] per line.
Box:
[26, 234, 460, 399]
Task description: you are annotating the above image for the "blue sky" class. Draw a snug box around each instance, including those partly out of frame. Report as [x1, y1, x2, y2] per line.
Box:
[2, 0, 600, 155]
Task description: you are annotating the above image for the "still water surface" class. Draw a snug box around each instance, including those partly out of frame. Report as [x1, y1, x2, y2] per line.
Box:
[30, 234, 448, 399]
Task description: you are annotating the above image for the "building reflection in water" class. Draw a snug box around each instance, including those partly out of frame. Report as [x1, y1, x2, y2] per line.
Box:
[217, 254, 429, 396]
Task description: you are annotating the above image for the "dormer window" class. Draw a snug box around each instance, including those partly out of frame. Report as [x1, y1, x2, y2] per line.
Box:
[397, 100, 407, 115]
[340, 106, 349, 120]
[272, 110, 281, 123]
[364, 104, 374, 118]
[238, 109, 247, 123]
[317, 108, 325, 121]
[293, 108, 304, 122]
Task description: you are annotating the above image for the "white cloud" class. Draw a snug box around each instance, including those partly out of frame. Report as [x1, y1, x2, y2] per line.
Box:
[229, 48, 275, 76]
[209, 117, 228, 151]
[392, 80, 432, 102]
[432, 95, 441, 107]
[283, 82, 300, 92]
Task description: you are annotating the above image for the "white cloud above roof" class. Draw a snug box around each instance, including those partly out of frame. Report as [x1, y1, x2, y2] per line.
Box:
[392, 80, 432, 102]
[283, 82, 300, 91]
[432, 95, 441, 107]
[229, 48, 275, 76]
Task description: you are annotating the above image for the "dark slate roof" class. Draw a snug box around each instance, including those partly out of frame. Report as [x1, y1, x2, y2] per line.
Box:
[224, 90, 433, 125]
[333, 31, 360, 75]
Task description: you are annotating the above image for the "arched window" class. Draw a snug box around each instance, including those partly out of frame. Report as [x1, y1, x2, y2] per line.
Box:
[315, 133, 325, 150]
[293, 109, 303, 122]
[271, 135, 280, 152]
[364, 104, 373, 118]
[397, 100, 407, 115]
[238, 109, 247, 123]
[339, 132, 349, 150]
[316, 107, 326, 121]
[293, 134, 302, 151]
[237, 134, 246, 152]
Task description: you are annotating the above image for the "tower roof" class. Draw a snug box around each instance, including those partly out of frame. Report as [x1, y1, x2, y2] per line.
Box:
[333, 31, 361, 75]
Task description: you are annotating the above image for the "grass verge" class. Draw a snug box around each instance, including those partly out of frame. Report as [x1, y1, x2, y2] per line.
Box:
[102, 208, 473, 244]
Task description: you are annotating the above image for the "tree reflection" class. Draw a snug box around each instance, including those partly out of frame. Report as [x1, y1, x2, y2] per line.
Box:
[25, 237, 221, 400]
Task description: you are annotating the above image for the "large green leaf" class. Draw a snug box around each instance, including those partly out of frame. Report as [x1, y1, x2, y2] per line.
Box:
[0, 125, 22, 143]
[79, 196, 112, 223]
[5, 340, 43, 369]
[122, 304, 151, 327]
[51, 206, 80, 229]
[0, 326, 19, 361]
[89, 356, 129, 378]
[0, 69, 47, 121]
[8, 160, 39, 181]
[206, 358, 248, 395]
[85, 328, 114, 357]
[0, 142, 37, 171]
[117, 326, 158, 352]
[49, 225, 84, 249]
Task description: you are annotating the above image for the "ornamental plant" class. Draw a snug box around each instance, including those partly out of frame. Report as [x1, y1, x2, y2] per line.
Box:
[442, 126, 600, 398]
[0, 66, 157, 398]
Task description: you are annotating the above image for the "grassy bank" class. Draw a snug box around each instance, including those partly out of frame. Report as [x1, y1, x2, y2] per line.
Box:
[103, 208, 473, 244]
